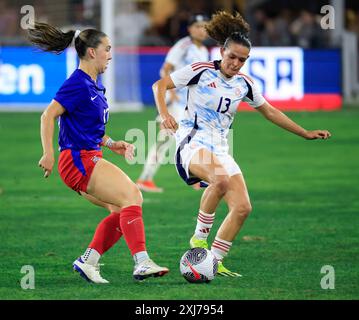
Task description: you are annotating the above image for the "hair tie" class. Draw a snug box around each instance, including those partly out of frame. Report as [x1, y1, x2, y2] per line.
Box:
[74, 30, 81, 39]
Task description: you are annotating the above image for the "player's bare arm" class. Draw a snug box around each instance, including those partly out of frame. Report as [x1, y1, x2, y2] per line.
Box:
[38, 100, 65, 178]
[256, 101, 331, 140]
[160, 62, 178, 103]
[159, 62, 174, 78]
[152, 75, 178, 132]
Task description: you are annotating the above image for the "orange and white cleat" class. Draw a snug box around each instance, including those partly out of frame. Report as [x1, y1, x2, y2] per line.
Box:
[137, 180, 163, 193]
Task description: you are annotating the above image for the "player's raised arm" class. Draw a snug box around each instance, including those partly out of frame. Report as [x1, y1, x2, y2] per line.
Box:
[39, 100, 65, 178]
[256, 101, 331, 140]
[152, 75, 178, 132]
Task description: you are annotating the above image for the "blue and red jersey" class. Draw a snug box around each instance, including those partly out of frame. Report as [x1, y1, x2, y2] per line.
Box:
[54, 69, 109, 151]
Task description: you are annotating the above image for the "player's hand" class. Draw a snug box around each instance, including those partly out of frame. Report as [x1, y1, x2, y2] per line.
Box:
[38, 154, 54, 178]
[160, 113, 178, 133]
[304, 130, 331, 140]
[110, 140, 135, 160]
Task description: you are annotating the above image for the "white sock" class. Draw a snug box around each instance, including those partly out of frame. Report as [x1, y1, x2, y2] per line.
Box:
[81, 248, 101, 266]
[133, 251, 149, 265]
[211, 237, 232, 261]
[194, 210, 215, 240]
[139, 133, 174, 181]
[139, 143, 159, 181]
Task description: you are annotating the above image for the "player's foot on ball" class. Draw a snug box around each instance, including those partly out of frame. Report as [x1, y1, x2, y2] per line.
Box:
[217, 261, 242, 277]
[189, 235, 208, 249]
[137, 180, 163, 193]
[133, 259, 169, 281]
[73, 257, 109, 284]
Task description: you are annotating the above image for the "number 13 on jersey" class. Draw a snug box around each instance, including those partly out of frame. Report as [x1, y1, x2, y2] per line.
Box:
[216, 97, 231, 113]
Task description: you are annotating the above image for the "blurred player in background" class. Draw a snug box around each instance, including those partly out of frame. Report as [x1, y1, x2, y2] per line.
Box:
[29, 22, 168, 283]
[137, 14, 209, 193]
[153, 11, 331, 276]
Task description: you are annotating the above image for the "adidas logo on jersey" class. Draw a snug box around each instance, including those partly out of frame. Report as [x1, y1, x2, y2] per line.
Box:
[207, 82, 216, 88]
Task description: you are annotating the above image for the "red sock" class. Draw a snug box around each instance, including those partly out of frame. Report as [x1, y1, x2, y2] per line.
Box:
[119, 205, 146, 255]
[88, 212, 123, 255]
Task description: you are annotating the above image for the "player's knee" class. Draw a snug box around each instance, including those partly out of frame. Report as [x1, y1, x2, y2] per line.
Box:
[212, 176, 230, 196]
[107, 204, 122, 213]
[121, 183, 143, 207]
[233, 202, 252, 220]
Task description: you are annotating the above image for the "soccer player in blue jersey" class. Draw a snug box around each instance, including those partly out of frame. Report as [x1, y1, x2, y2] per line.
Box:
[152, 11, 331, 276]
[28, 22, 169, 283]
[137, 14, 209, 193]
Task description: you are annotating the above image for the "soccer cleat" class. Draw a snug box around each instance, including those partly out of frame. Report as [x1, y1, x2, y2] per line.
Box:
[217, 261, 242, 277]
[133, 259, 169, 281]
[137, 180, 163, 193]
[189, 235, 209, 249]
[73, 257, 109, 284]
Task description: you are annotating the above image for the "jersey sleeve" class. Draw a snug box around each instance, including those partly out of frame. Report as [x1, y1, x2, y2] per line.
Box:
[170, 63, 209, 89]
[54, 80, 88, 113]
[242, 78, 266, 108]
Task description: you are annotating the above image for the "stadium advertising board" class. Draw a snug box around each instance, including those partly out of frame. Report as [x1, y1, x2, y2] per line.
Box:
[0, 47, 76, 109]
[140, 47, 341, 111]
[0, 46, 341, 110]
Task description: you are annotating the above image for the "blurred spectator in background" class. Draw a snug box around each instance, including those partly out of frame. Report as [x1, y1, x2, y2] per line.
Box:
[1, 0, 358, 48]
[272, 8, 292, 46]
[166, 0, 212, 42]
[0, 0, 19, 45]
[346, 8, 359, 36]
[139, 1, 169, 46]
[62, 0, 97, 32]
[33, 0, 49, 23]
[249, 8, 267, 46]
[115, 0, 151, 46]
[140, 0, 177, 46]
[290, 10, 326, 48]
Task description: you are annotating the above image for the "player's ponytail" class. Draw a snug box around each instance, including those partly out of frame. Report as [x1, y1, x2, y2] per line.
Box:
[28, 22, 107, 58]
[27, 22, 75, 55]
[205, 11, 251, 49]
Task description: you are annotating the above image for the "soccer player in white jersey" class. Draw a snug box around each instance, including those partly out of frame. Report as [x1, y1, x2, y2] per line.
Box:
[152, 11, 331, 276]
[137, 14, 209, 192]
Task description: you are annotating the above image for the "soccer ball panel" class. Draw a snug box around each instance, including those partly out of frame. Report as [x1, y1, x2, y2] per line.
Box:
[180, 248, 218, 283]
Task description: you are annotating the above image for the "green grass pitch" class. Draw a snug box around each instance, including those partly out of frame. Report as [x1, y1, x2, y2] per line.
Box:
[0, 107, 358, 300]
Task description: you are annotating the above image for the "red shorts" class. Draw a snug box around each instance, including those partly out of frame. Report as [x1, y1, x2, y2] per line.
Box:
[58, 149, 102, 193]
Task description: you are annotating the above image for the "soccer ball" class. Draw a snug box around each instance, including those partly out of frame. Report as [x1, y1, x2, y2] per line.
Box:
[180, 248, 218, 283]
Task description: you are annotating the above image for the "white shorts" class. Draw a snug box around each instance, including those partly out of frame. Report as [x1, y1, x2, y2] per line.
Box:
[175, 128, 242, 185]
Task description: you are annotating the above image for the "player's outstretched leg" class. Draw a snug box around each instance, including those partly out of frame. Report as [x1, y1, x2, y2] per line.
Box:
[211, 174, 251, 277]
[86, 158, 169, 281]
[118, 205, 169, 281]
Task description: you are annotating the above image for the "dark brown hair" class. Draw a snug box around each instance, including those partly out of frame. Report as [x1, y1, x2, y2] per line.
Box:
[27, 22, 107, 58]
[205, 11, 251, 48]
